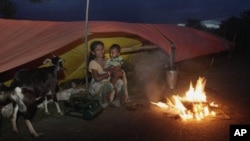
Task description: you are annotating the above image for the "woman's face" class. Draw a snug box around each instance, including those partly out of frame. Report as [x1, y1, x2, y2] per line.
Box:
[92, 44, 105, 58]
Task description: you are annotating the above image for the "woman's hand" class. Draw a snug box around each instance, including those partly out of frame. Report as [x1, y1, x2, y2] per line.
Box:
[91, 69, 110, 82]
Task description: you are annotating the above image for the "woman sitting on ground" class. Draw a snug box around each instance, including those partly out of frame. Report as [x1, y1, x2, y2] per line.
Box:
[88, 40, 126, 107]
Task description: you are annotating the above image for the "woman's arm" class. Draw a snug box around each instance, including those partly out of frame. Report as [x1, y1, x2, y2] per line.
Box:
[91, 69, 110, 82]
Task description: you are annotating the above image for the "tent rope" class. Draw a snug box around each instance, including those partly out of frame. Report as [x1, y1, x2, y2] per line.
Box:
[84, 0, 90, 92]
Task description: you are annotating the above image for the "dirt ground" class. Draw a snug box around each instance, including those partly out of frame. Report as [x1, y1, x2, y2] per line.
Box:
[1, 52, 250, 141]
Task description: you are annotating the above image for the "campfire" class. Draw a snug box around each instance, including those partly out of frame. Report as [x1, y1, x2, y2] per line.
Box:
[152, 77, 219, 120]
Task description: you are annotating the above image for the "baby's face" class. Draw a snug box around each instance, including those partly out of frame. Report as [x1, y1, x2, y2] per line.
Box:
[110, 48, 120, 59]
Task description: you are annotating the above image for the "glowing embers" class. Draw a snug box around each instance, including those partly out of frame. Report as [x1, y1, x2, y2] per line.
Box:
[152, 77, 218, 120]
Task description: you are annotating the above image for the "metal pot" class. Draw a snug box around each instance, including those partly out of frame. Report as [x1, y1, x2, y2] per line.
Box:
[166, 70, 179, 89]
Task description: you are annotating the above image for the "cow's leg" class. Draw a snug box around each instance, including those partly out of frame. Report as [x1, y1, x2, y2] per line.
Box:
[25, 119, 43, 138]
[54, 101, 63, 115]
[43, 97, 50, 115]
[52, 91, 63, 115]
[11, 104, 19, 134]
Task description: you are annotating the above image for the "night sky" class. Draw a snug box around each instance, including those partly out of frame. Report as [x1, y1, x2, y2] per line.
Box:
[8, 0, 250, 24]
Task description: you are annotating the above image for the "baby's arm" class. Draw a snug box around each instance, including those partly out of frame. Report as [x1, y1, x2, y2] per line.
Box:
[104, 65, 116, 72]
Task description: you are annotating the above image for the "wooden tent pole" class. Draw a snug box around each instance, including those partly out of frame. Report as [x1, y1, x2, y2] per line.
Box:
[151, 25, 176, 70]
[169, 43, 176, 70]
[84, 0, 90, 92]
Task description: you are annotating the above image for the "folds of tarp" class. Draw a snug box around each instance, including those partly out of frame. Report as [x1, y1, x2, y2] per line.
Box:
[153, 24, 232, 62]
[0, 19, 84, 73]
[0, 19, 232, 83]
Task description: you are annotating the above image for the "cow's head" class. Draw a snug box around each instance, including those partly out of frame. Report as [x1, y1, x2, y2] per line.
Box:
[43, 55, 65, 71]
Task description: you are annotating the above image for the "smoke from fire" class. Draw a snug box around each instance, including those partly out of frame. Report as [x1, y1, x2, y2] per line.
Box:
[132, 49, 169, 101]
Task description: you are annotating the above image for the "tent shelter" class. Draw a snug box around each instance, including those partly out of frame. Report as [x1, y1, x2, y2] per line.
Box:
[0, 19, 232, 84]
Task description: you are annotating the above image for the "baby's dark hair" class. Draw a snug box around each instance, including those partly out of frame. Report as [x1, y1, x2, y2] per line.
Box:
[88, 40, 104, 65]
[109, 44, 121, 53]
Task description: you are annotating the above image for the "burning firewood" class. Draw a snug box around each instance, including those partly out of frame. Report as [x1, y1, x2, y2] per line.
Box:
[151, 77, 230, 120]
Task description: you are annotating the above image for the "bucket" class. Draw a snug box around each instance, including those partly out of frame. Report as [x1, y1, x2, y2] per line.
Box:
[166, 70, 179, 89]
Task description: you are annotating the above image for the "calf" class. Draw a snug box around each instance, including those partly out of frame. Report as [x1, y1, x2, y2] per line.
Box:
[0, 83, 26, 134]
[11, 86, 44, 137]
[10, 55, 65, 137]
[0, 83, 26, 117]
[0, 83, 13, 125]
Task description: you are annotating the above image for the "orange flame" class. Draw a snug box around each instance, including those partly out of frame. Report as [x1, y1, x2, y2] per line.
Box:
[152, 77, 217, 120]
[151, 101, 169, 109]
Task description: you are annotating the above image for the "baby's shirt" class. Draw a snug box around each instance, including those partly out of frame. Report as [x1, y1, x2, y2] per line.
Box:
[105, 56, 123, 68]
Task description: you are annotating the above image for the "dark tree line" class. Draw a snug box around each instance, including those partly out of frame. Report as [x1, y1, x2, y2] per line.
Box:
[0, 0, 50, 18]
[220, 10, 250, 54]
[186, 10, 250, 55]
[0, 0, 16, 18]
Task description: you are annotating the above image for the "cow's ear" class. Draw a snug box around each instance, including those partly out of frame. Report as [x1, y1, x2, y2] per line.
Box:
[43, 58, 52, 65]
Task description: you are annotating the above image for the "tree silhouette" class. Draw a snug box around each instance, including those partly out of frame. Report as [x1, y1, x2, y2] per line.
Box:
[0, 0, 17, 18]
[220, 16, 241, 41]
[0, 0, 51, 19]
[184, 10, 250, 56]
[28, 0, 51, 4]
[238, 10, 250, 53]
[186, 18, 204, 30]
[219, 9, 250, 55]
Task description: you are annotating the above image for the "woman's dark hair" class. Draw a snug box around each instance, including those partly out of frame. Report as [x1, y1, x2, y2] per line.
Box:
[109, 44, 121, 53]
[87, 41, 104, 65]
